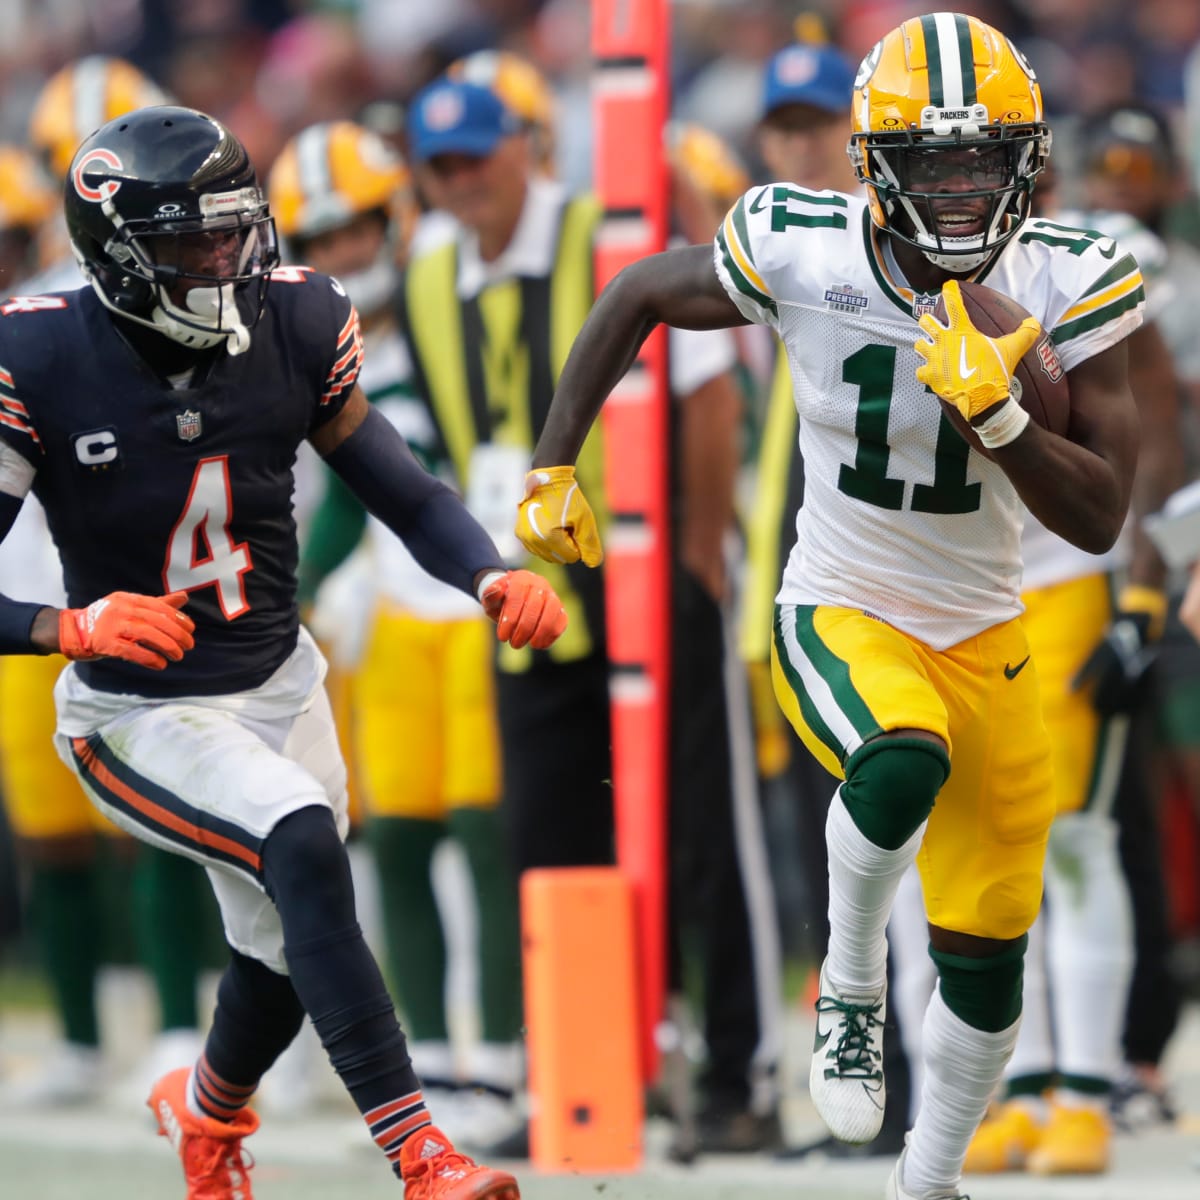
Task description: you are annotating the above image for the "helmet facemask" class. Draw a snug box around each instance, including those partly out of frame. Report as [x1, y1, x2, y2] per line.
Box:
[851, 120, 1049, 271]
[81, 194, 279, 356]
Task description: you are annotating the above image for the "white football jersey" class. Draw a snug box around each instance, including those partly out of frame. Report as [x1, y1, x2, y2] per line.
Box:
[715, 186, 1145, 648]
[1021, 209, 1167, 591]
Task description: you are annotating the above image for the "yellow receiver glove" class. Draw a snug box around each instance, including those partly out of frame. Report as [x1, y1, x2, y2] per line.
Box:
[913, 279, 1042, 423]
[514, 466, 604, 567]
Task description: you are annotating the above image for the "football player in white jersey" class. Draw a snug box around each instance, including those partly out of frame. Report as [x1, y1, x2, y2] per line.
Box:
[514, 13, 1144, 1200]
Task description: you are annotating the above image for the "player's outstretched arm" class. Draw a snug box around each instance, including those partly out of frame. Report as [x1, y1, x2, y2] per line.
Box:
[534, 244, 746, 466]
[311, 387, 570, 650]
[516, 245, 746, 566]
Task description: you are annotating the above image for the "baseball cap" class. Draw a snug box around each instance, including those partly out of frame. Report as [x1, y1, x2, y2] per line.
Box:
[761, 43, 855, 119]
[407, 79, 522, 163]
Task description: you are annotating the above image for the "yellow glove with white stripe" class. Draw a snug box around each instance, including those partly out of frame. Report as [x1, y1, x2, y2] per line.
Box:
[514, 466, 604, 567]
[914, 279, 1042, 448]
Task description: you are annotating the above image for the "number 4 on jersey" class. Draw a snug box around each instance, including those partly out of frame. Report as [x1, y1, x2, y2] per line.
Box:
[163, 456, 253, 619]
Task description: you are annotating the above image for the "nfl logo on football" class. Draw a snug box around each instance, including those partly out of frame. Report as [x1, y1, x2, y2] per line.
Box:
[176, 410, 203, 441]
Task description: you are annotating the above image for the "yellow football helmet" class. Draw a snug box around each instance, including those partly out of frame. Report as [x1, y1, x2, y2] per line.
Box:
[29, 55, 169, 182]
[0, 145, 58, 283]
[447, 50, 557, 175]
[666, 122, 750, 210]
[268, 121, 414, 315]
[0, 145, 57, 235]
[849, 12, 1050, 270]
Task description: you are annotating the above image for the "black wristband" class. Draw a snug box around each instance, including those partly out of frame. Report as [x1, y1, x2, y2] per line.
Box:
[0, 595, 51, 654]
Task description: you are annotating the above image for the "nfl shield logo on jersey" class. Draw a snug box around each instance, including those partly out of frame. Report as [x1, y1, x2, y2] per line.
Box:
[912, 293, 941, 320]
[176, 410, 203, 441]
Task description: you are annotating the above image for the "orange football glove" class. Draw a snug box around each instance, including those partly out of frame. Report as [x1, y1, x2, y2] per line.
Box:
[480, 570, 568, 651]
[58, 591, 195, 670]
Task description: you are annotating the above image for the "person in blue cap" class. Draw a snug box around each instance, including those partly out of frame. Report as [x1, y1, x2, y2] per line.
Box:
[757, 41, 859, 193]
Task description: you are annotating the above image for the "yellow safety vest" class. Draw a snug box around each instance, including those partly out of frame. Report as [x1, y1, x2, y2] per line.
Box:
[740, 345, 805, 663]
[400, 193, 608, 669]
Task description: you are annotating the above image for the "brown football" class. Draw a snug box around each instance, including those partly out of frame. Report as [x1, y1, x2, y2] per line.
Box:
[931, 280, 1070, 458]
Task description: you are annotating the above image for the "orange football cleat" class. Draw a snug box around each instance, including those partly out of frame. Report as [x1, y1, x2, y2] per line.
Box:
[399, 1125, 520, 1200]
[148, 1067, 259, 1200]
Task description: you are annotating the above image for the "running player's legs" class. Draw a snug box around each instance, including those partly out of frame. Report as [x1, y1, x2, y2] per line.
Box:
[775, 603, 1055, 1184]
[773, 604, 949, 1143]
[55, 677, 457, 1172]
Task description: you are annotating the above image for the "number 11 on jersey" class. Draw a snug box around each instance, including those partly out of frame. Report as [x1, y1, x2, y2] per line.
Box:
[163, 456, 253, 619]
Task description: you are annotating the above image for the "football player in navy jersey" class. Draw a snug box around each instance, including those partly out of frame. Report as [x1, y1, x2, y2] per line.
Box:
[0, 106, 554, 1200]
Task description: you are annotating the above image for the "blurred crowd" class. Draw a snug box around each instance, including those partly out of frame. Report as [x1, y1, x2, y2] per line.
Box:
[1, 2, 1200, 194]
[0, 0, 1199, 1175]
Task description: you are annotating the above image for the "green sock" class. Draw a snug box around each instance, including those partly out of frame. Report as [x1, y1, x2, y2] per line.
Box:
[369, 816, 447, 1040]
[133, 846, 207, 1030]
[92, 836, 138, 966]
[28, 861, 100, 1046]
[449, 807, 523, 1042]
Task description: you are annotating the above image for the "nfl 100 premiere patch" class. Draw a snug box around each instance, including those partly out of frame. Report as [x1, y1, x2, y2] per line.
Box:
[824, 283, 869, 314]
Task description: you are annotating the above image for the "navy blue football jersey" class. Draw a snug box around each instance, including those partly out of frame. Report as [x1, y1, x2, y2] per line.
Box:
[0, 268, 363, 696]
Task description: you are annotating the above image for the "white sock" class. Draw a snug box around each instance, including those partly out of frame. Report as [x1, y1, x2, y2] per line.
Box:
[904, 987, 1020, 1196]
[1005, 905, 1054, 1084]
[887, 864, 935, 1121]
[825, 786, 925, 996]
[1046, 813, 1133, 1088]
[464, 1040, 523, 1093]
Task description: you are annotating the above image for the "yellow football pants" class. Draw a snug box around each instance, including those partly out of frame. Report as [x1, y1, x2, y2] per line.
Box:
[352, 606, 501, 819]
[772, 604, 1054, 939]
[1021, 572, 1119, 816]
[0, 654, 120, 838]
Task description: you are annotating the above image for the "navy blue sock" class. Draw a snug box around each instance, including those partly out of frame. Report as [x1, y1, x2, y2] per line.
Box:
[262, 806, 431, 1167]
[192, 948, 304, 1119]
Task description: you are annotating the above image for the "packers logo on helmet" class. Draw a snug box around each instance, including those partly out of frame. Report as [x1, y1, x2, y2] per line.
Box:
[30, 56, 169, 182]
[268, 121, 414, 316]
[848, 12, 1050, 271]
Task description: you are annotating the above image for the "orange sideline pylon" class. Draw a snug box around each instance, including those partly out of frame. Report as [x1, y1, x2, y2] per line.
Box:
[522, 868, 643, 1171]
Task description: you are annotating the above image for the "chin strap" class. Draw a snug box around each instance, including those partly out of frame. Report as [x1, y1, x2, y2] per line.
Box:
[152, 283, 252, 355]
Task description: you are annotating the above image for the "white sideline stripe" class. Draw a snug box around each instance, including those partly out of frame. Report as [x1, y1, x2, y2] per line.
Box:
[592, 66, 655, 97]
[1090, 713, 1129, 817]
[722, 604, 785, 1087]
[777, 607, 863, 759]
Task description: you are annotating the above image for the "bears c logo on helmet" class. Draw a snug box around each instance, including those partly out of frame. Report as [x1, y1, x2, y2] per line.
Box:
[72, 148, 124, 203]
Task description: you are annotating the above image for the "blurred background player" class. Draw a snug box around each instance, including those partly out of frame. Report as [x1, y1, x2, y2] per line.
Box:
[276, 118, 526, 1146]
[2, 53, 218, 1108]
[1076, 102, 1200, 1127]
[26, 55, 169, 293]
[0, 143, 115, 1106]
[401, 74, 783, 1156]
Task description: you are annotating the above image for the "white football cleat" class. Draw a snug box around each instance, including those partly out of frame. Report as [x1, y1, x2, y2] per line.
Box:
[809, 958, 886, 1144]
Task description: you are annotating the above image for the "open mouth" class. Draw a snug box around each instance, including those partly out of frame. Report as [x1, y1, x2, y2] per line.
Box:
[932, 209, 986, 239]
